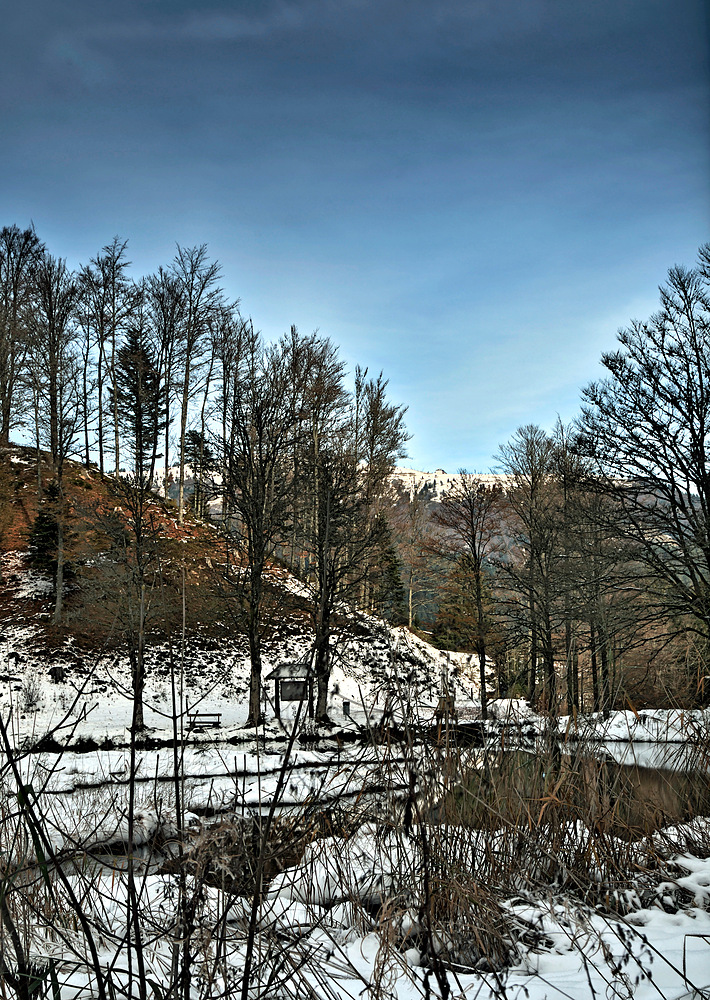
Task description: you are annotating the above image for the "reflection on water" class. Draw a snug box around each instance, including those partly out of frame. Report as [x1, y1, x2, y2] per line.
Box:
[445, 744, 710, 839]
[601, 739, 708, 771]
[580, 757, 710, 837]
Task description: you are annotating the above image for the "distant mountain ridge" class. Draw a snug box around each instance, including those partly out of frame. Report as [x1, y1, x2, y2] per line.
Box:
[391, 467, 506, 501]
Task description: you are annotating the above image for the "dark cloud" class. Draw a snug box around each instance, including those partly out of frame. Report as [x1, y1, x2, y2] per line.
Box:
[5, 1, 708, 100]
[1, 0, 708, 469]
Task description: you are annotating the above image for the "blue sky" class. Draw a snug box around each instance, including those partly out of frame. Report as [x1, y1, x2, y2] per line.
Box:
[2, 1, 708, 471]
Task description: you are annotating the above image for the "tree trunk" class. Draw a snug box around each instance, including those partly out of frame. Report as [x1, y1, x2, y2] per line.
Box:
[82, 339, 91, 467]
[129, 583, 146, 732]
[572, 634, 580, 711]
[599, 624, 611, 717]
[33, 390, 43, 500]
[314, 599, 331, 722]
[527, 578, 537, 703]
[164, 393, 171, 499]
[315, 638, 330, 721]
[245, 557, 264, 726]
[475, 574, 488, 720]
[53, 483, 64, 624]
[177, 362, 191, 524]
[97, 348, 104, 474]
[129, 649, 145, 731]
[590, 620, 600, 712]
[565, 618, 573, 714]
[544, 641, 555, 712]
[112, 329, 120, 475]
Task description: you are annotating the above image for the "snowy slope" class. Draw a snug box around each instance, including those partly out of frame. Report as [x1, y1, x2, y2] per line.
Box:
[0, 548, 482, 751]
[391, 466, 507, 501]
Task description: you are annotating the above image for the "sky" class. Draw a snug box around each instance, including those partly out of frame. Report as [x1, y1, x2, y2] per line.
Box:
[1, 1, 708, 472]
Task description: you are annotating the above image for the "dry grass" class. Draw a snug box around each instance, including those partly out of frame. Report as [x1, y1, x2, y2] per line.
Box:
[1, 693, 709, 998]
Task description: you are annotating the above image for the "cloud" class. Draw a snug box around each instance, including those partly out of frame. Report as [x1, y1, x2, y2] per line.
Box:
[178, 3, 307, 41]
[60, 1, 338, 47]
[50, 37, 111, 87]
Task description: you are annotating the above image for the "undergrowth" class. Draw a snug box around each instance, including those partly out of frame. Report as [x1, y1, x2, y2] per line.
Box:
[0, 656, 709, 999]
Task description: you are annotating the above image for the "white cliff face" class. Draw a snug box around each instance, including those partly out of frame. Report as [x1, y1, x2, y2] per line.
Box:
[391, 467, 506, 501]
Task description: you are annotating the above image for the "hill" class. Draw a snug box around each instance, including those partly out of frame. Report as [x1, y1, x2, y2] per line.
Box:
[391, 466, 505, 502]
[0, 447, 480, 749]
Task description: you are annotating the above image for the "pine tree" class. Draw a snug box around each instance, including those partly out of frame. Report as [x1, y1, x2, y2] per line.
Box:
[114, 321, 165, 484]
[368, 523, 407, 624]
[28, 481, 61, 575]
[185, 429, 217, 517]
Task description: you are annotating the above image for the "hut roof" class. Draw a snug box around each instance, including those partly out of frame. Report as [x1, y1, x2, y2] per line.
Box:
[265, 662, 310, 681]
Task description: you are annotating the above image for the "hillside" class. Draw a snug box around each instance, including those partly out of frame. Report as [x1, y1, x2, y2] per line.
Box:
[0, 447, 480, 750]
[391, 466, 505, 501]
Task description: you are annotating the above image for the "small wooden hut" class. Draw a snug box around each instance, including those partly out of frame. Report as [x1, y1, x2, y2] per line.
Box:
[265, 662, 313, 719]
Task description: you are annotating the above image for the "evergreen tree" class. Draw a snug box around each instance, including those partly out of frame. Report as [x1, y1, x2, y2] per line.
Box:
[366, 519, 407, 623]
[114, 319, 165, 483]
[185, 429, 217, 517]
[27, 480, 77, 586]
[28, 480, 61, 575]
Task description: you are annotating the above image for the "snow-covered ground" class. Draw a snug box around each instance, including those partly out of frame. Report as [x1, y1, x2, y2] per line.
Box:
[0, 548, 482, 757]
[566, 707, 710, 745]
[0, 621, 479, 752]
[3, 682, 709, 1000]
[2, 550, 710, 999]
[4, 798, 710, 999]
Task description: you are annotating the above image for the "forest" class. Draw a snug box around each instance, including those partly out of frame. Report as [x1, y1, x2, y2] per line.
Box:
[2, 226, 710, 1000]
[1, 223, 710, 723]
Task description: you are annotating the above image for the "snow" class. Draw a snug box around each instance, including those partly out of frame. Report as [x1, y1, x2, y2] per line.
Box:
[392, 467, 507, 501]
[1, 550, 54, 598]
[2, 552, 710, 998]
[566, 707, 710, 744]
[0, 610, 484, 752]
[267, 822, 419, 906]
[4, 714, 709, 1000]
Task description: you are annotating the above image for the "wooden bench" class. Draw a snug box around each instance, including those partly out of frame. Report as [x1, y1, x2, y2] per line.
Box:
[187, 712, 222, 731]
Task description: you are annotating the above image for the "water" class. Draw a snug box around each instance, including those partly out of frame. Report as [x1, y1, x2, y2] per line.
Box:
[443, 743, 710, 838]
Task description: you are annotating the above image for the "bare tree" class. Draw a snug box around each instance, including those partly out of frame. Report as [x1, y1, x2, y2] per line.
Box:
[391, 486, 439, 628]
[297, 353, 408, 721]
[28, 255, 81, 470]
[434, 473, 504, 719]
[497, 425, 562, 709]
[75, 279, 98, 467]
[27, 253, 82, 622]
[221, 326, 300, 726]
[579, 245, 710, 646]
[212, 302, 250, 522]
[145, 266, 184, 492]
[0, 224, 44, 445]
[170, 245, 223, 524]
[78, 238, 134, 475]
